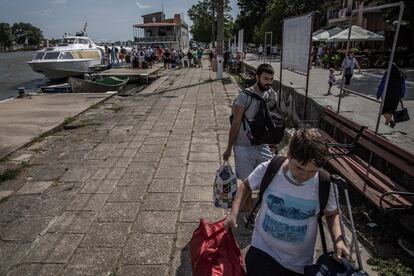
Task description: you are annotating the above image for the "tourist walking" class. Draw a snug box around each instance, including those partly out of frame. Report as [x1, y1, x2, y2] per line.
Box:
[377, 63, 407, 128]
[197, 48, 203, 68]
[325, 68, 336, 96]
[340, 51, 361, 96]
[224, 128, 350, 276]
[258, 44, 263, 60]
[222, 63, 280, 216]
[110, 44, 116, 65]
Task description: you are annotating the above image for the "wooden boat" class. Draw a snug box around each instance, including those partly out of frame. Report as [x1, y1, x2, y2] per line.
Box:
[69, 76, 129, 93]
[40, 83, 72, 93]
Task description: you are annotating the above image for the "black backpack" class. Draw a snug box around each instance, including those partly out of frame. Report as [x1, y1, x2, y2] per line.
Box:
[237, 90, 285, 145]
[245, 156, 331, 230]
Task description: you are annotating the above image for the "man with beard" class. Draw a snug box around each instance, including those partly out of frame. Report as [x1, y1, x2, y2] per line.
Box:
[223, 63, 277, 218]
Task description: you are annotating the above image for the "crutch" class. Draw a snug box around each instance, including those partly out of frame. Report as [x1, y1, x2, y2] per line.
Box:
[331, 174, 368, 274]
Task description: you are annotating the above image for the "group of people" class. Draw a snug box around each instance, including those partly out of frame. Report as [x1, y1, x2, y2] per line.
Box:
[326, 50, 406, 128]
[104, 44, 128, 65]
[162, 48, 204, 69]
[130, 47, 158, 69]
[223, 63, 350, 275]
[257, 44, 272, 60]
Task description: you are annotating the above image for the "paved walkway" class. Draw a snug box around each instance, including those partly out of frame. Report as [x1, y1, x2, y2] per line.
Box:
[244, 53, 414, 155]
[0, 64, 241, 276]
[0, 93, 112, 160]
[0, 62, 376, 275]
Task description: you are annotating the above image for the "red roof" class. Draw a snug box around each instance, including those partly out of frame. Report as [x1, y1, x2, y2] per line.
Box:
[133, 22, 177, 28]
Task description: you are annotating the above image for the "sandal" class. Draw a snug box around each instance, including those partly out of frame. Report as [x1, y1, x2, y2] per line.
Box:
[390, 120, 396, 128]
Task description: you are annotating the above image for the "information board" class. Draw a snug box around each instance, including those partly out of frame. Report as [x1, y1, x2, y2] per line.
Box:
[282, 14, 312, 75]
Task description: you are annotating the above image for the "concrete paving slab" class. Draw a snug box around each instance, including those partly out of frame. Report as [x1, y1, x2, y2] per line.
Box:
[47, 211, 96, 234]
[1, 217, 50, 242]
[107, 186, 145, 203]
[154, 166, 186, 179]
[80, 179, 118, 194]
[148, 179, 184, 193]
[183, 186, 213, 202]
[132, 211, 178, 233]
[96, 202, 139, 222]
[141, 193, 181, 211]
[0, 190, 13, 200]
[0, 242, 30, 275]
[6, 264, 64, 276]
[16, 181, 54, 194]
[66, 194, 109, 211]
[22, 233, 83, 263]
[179, 202, 225, 223]
[62, 247, 120, 276]
[122, 233, 174, 265]
[118, 265, 169, 276]
[0, 93, 111, 160]
[80, 222, 130, 248]
[186, 173, 216, 186]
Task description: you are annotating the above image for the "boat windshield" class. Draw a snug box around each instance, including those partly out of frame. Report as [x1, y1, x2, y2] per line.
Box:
[44, 52, 60, 60]
[63, 38, 76, 44]
[59, 51, 74, 59]
[33, 52, 45, 60]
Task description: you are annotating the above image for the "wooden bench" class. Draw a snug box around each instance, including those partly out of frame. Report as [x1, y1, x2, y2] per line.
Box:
[317, 108, 414, 238]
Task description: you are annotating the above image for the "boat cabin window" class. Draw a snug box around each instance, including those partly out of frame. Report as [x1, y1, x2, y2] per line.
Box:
[33, 52, 45, 60]
[78, 38, 89, 44]
[44, 52, 61, 60]
[63, 38, 76, 44]
[59, 51, 74, 59]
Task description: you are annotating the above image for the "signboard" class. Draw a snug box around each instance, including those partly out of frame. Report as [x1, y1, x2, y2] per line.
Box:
[282, 14, 312, 75]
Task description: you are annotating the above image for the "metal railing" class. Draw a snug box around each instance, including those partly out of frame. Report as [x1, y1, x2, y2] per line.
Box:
[134, 36, 177, 43]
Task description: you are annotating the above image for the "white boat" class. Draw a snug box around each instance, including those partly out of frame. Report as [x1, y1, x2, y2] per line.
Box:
[28, 29, 104, 80]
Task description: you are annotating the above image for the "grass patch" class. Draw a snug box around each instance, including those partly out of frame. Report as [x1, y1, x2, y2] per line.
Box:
[0, 161, 29, 184]
[367, 257, 413, 276]
[63, 117, 76, 125]
[0, 168, 19, 183]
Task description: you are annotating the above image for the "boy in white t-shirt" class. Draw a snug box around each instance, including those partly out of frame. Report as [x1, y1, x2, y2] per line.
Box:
[224, 128, 349, 275]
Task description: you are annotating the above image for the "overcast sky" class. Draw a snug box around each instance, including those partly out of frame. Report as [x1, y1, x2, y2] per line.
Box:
[0, 0, 239, 42]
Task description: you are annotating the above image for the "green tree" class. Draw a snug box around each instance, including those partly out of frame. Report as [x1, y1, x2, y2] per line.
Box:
[188, 0, 233, 43]
[0, 22, 14, 48]
[236, 0, 335, 44]
[11, 22, 43, 46]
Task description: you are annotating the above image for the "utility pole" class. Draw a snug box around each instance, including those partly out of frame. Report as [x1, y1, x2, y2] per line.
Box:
[211, 1, 215, 49]
[216, 0, 224, 79]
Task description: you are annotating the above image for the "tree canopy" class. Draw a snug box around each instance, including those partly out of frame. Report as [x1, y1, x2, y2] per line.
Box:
[0, 23, 14, 48]
[188, 0, 233, 43]
[11, 22, 43, 46]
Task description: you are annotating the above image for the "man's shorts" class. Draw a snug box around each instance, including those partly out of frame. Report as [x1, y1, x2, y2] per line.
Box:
[344, 74, 353, 85]
[233, 145, 273, 180]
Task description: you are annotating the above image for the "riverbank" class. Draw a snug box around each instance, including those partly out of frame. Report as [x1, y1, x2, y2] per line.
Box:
[0, 51, 48, 101]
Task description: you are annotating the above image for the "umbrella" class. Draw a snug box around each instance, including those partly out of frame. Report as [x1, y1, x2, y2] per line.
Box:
[312, 27, 343, 42]
[327, 25, 384, 42]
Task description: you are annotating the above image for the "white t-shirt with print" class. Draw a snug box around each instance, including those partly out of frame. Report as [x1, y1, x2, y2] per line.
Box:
[248, 160, 337, 274]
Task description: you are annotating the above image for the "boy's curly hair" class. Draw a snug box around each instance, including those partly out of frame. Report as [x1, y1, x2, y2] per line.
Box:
[288, 128, 328, 167]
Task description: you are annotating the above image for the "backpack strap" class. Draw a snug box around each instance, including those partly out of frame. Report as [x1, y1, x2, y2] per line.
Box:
[317, 169, 332, 254]
[245, 156, 287, 229]
[258, 156, 287, 200]
[318, 169, 331, 216]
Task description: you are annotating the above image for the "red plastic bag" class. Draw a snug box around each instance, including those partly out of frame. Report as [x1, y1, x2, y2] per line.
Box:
[189, 218, 246, 276]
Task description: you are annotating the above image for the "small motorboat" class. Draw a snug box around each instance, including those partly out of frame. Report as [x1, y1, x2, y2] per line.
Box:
[40, 83, 72, 93]
[69, 76, 129, 93]
[27, 24, 104, 80]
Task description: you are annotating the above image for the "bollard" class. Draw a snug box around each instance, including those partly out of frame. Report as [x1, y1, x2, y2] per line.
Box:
[18, 87, 25, 97]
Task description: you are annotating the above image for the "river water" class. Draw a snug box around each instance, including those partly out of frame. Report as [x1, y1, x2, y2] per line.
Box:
[0, 51, 49, 101]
